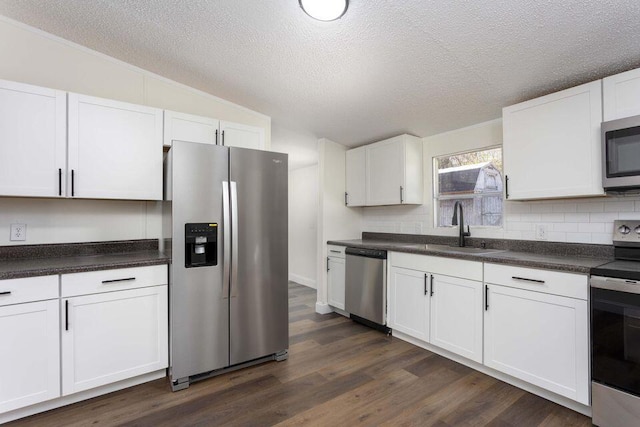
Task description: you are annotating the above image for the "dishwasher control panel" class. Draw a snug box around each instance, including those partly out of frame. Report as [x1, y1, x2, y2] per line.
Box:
[345, 247, 387, 259]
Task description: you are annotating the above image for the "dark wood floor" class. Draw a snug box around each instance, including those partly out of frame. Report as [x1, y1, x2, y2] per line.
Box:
[9, 282, 591, 426]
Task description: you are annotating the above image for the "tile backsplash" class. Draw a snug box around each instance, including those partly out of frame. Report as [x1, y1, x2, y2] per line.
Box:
[362, 195, 640, 245]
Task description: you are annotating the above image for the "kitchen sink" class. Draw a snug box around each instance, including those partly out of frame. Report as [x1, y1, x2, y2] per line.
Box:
[396, 243, 506, 255]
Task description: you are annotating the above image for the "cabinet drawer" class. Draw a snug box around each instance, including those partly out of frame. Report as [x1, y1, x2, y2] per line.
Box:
[484, 263, 587, 300]
[0, 275, 58, 307]
[390, 252, 482, 281]
[62, 265, 168, 297]
[327, 245, 346, 259]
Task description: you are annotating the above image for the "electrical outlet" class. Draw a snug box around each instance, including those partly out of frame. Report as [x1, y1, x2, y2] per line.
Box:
[10, 223, 26, 241]
[535, 224, 547, 240]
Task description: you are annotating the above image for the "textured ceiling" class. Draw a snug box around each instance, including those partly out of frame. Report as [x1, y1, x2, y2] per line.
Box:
[1, 0, 640, 148]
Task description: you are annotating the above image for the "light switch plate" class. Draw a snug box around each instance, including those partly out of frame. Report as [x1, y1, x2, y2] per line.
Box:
[10, 223, 26, 241]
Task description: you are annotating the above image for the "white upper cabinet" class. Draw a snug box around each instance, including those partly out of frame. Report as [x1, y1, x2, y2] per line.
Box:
[502, 80, 604, 200]
[603, 68, 640, 121]
[220, 121, 265, 150]
[164, 110, 219, 147]
[344, 134, 423, 206]
[68, 93, 163, 200]
[345, 146, 366, 207]
[0, 79, 66, 197]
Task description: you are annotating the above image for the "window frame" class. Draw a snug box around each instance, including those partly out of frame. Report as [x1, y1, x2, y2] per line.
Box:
[432, 145, 504, 229]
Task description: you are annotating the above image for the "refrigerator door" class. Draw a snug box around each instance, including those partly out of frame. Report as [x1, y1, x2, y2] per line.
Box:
[170, 141, 230, 380]
[229, 148, 289, 365]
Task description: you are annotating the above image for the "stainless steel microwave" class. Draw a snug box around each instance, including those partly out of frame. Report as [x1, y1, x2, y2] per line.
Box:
[602, 115, 640, 191]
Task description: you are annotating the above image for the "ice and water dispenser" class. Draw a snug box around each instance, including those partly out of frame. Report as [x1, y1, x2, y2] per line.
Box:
[184, 223, 217, 268]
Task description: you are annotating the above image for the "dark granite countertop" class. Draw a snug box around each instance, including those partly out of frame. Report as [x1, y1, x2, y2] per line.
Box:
[0, 240, 170, 280]
[328, 233, 613, 274]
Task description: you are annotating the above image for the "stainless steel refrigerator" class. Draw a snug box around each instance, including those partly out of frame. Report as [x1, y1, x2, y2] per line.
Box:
[166, 140, 288, 391]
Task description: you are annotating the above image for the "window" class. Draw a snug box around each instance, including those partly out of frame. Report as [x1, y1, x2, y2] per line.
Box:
[434, 147, 503, 227]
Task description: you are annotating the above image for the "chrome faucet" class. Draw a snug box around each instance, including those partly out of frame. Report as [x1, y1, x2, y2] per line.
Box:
[452, 201, 471, 247]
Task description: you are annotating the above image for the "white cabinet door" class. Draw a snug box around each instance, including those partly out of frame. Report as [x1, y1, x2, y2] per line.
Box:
[430, 275, 483, 363]
[327, 257, 345, 310]
[0, 300, 60, 413]
[366, 136, 404, 205]
[345, 147, 366, 207]
[68, 93, 163, 200]
[220, 121, 265, 150]
[503, 80, 603, 200]
[62, 286, 168, 395]
[163, 110, 219, 147]
[484, 284, 589, 404]
[388, 267, 429, 342]
[0, 79, 66, 197]
[603, 67, 640, 121]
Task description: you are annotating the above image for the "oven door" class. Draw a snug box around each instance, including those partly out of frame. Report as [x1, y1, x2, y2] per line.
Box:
[591, 276, 640, 395]
[602, 116, 640, 190]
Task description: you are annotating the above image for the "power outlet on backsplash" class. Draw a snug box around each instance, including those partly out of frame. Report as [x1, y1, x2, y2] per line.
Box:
[10, 223, 27, 241]
[535, 224, 547, 240]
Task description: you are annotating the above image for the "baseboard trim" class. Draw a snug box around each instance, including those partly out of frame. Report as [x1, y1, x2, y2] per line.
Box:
[315, 301, 333, 314]
[0, 370, 166, 424]
[289, 273, 316, 288]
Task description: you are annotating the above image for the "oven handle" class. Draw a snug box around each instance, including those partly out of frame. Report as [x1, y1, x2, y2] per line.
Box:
[591, 275, 640, 294]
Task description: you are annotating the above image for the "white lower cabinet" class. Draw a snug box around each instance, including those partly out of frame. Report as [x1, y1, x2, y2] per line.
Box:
[388, 253, 589, 407]
[327, 245, 346, 311]
[484, 283, 589, 405]
[388, 267, 430, 342]
[327, 257, 346, 310]
[0, 299, 60, 413]
[430, 274, 483, 363]
[62, 284, 168, 395]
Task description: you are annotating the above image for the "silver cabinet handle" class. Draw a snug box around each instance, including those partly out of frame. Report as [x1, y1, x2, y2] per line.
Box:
[230, 181, 239, 298]
[345, 192, 348, 206]
[327, 257, 330, 272]
[329, 250, 341, 254]
[222, 181, 230, 299]
[511, 276, 545, 284]
[400, 186, 404, 203]
[102, 277, 135, 284]
[430, 274, 434, 296]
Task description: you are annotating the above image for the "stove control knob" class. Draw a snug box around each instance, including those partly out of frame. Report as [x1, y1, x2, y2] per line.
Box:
[636, 226, 640, 235]
[619, 225, 631, 235]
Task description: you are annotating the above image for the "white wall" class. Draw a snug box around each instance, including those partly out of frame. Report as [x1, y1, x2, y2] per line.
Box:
[316, 139, 362, 312]
[0, 198, 156, 245]
[271, 125, 318, 171]
[363, 119, 640, 245]
[0, 15, 270, 246]
[288, 165, 318, 288]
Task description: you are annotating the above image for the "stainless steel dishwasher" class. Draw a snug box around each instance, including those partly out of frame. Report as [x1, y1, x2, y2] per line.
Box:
[345, 247, 388, 332]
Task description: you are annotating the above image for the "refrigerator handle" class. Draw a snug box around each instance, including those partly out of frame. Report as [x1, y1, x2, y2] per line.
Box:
[230, 181, 239, 298]
[222, 181, 230, 299]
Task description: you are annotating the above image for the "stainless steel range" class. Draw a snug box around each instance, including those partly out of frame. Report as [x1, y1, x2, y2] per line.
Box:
[591, 220, 640, 427]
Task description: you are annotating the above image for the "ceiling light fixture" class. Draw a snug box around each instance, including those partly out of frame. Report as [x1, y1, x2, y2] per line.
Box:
[299, 0, 348, 21]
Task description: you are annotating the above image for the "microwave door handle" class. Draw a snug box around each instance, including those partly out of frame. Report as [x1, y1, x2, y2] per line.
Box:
[222, 181, 230, 299]
[230, 181, 239, 298]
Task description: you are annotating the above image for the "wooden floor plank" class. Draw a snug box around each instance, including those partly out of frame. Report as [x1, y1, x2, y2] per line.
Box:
[7, 281, 592, 427]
